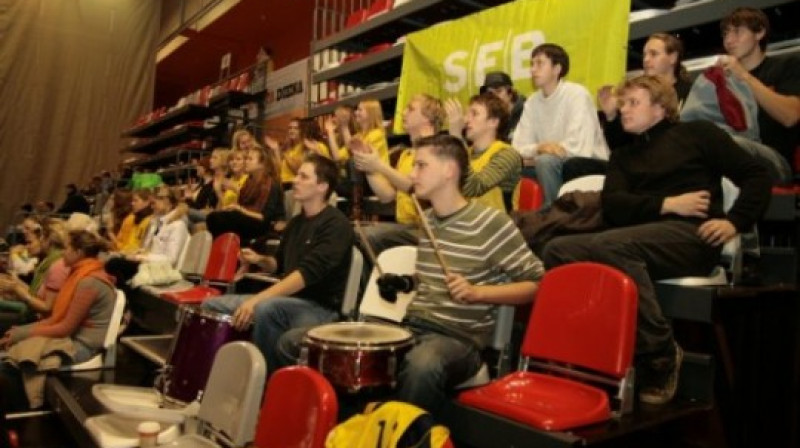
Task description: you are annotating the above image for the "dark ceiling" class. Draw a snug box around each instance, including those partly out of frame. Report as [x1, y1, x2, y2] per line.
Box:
[155, 0, 317, 108]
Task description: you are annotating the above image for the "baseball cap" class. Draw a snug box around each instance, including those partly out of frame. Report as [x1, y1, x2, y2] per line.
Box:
[480, 71, 513, 94]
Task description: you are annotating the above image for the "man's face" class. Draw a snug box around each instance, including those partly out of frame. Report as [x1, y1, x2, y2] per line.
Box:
[723, 25, 764, 60]
[642, 38, 676, 77]
[292, 162, 325, 202]
[619, 87, 665, 134]
[530, 53, 560, 89]
[465, 102, 496, 142]
[410, 146, 452, 200]
[402, 99, 428, 134]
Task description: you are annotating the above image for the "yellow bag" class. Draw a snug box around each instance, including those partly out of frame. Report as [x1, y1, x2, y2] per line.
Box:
[325, 401, 450, 448]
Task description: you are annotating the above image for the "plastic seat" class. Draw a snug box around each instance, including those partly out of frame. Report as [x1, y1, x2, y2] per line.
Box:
[367, 0, 393, 19]
[86, 341, 266, 448]
[176, 230, 212, 282]
[459, 263, 638, 431]
[60, 289, 126, 371]
[253, 366, 338, 448]
[556, 174, 605, 197]
[515, 177, 544, 212]
[160, 233, 240, 304]
[344, 9, 368, 28]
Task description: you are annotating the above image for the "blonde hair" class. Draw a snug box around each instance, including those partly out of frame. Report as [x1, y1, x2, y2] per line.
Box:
[231, 129, 254, 151]
[357, 100, 384, 133]
[618, 75, 680, 123]
[211, 147, 231, 173]
[411, 94, 446, 133]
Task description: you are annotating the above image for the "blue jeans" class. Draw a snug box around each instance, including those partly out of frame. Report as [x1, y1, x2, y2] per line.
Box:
[533, 154, 565, 208]
[203, 295, 339, 372]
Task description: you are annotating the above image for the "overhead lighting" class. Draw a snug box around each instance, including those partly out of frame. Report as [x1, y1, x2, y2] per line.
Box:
[156, 35, 189, 63]
[193, 0, 242, 32]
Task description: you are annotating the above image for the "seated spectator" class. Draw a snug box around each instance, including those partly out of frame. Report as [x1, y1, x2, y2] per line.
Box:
[512, 43, 609, 207]
[56, 183, 91, 215]
[448, 93, 522, 212]
[0, 217, 68, 333]
[105, 187, 189, 289]
[479, 71, 526, 142]
[568, 33, 693, 182]
[218, 149, 248, 209]
[0, 230, 116, 411]
[206, 147, 284, 244]
[542, 75, 771, 405]
[712, 7, 799, 183]
[108, 189, 152, 254]
[203, 154, 353, 370]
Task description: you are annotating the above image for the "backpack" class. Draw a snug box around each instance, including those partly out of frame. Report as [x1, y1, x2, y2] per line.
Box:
[325, 401, 451, 448]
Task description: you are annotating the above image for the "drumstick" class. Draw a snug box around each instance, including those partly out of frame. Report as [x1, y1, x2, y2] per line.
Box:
[411, 194, 451, 276]
[354, 220, 384, 277]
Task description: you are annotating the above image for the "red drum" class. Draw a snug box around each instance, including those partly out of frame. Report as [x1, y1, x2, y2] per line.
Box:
[302, 322, 413, 392]
[161, 306, 250, 405]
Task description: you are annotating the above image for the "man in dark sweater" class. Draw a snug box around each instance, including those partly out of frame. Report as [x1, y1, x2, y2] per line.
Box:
[543, 75, 771, 405]
[203, 154, 354, 369]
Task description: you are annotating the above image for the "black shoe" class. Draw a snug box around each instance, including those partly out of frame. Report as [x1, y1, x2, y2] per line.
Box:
[638, 342, 683, 405]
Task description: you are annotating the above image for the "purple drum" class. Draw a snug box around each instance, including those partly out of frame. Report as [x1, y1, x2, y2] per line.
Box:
[161, 306, 250, 405]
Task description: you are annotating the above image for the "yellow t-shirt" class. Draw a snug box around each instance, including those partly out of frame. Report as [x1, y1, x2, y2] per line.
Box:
[469, 140, 508, 212]
[280, 142, 332, 183]
[221, 174, 249, 208]
[349, 128, 389, 165]
[394, 149, 417, 224]
[115, 213, 152, 254]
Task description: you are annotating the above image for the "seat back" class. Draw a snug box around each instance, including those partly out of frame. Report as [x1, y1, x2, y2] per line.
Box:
[557, 174, 605, 197]
[61, 288, 126, 371]
[254, 366, 338, 448]
[515, 178, 544, 212]
[177, 230, 212, 278]
[198, 341, 266, 446]
[203, 233, 240, 283]
[340, 248, 364, 319]
[523, 262, 637, 379]
[367, 0, 393, 18]
[358, 245, 417, 322]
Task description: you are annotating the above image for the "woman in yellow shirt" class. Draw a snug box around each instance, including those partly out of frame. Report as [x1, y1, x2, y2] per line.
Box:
[110, 189, 153, 254]
[218, 149, 248, 208]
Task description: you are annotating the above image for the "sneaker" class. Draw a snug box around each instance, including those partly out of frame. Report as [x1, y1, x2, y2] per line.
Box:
[639, 343, 683, 405]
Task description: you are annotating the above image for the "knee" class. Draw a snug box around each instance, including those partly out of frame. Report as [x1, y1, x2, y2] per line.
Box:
[535, 154, 563, 172]
[400, 347, 444, 383]
[542, 235, 583, 268]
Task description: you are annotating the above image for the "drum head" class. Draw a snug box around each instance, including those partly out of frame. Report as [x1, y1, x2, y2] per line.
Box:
[307, 322, 412, 346]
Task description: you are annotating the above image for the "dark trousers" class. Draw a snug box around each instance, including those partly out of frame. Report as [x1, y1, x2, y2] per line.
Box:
[206, 210, 266, 246]
[542, 220, 720, 356]
[562, 157, 608, 183]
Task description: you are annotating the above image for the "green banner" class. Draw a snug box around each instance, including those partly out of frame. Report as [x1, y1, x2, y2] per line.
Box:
[394, 0, 631, 133]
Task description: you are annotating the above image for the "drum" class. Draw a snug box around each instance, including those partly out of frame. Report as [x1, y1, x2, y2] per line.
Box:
[161, 306, 250, 405]
[302, 321, 414, 392]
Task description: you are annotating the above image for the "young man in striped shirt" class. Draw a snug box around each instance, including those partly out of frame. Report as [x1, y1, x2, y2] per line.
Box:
[391, 133, 544, 415]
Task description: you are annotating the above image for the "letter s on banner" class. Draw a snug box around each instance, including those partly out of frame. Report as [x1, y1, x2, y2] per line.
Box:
[443, 50, 469, 93]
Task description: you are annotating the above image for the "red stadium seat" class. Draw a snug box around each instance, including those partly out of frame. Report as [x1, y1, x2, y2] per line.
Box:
[367, 0, 393, 19]
[253, 366, 338, 448]
[459, 262, 638, 431]
[516, 177, 543, 212]
[160, 233, 240, 304]
[345, 9, 368, 28]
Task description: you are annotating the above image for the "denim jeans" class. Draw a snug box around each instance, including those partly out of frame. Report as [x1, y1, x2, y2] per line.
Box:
[533, 154, 565, 208]
[202, 294, 339, 371]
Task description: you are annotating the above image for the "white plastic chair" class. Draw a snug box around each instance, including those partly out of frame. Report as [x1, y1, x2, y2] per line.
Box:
[176, 230, 212, 281]
[557, 174, 605, 197]
[60, 289, 126, 371]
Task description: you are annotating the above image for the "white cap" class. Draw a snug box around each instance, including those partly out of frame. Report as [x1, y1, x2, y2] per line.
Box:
[137, 421, 161, 435]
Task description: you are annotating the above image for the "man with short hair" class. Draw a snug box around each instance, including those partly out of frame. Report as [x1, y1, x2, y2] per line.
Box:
[457, 93, 522, 212]
[717, 7, 800, 181]
[352, 94, 445, 254]
[512, 43, 609, 207]
[543, 75, 771, 405]
[203, 154, 354, 369]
